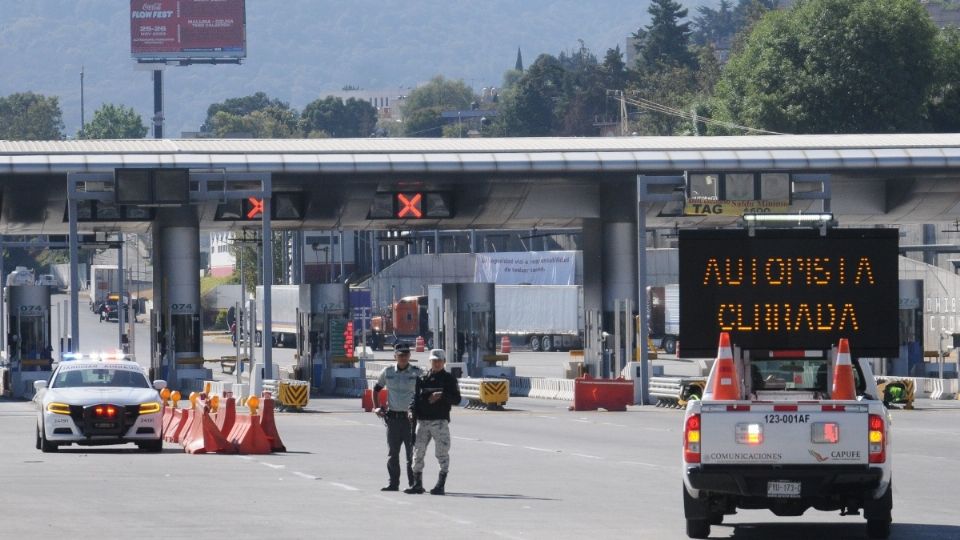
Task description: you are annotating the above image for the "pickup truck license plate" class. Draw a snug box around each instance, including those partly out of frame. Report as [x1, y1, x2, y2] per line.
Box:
[767, 481, 801, 498]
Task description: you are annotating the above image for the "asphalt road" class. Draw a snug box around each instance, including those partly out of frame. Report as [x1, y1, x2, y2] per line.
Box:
[4, 392, 959, 539]
[14, 297, 957, 538]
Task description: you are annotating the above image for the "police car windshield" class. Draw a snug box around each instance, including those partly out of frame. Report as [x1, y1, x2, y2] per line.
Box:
[52, 368, 149, 389]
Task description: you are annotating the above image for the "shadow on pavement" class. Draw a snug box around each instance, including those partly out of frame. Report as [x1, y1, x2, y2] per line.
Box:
[443, 492, 558, 501]
[721, 521, 960, 540]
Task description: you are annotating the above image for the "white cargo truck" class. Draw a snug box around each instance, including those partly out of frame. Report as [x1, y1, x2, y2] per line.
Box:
[427, 284, 584, 352]
[255, 285, 308, 348]
[648, 284, 679, 354]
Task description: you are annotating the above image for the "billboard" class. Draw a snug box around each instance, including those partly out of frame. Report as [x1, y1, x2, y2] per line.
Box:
[678, 228, 899, 358]
[131, 0, 246, 61]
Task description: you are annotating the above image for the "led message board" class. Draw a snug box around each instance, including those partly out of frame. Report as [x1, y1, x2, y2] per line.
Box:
[678, 228, 898, 358]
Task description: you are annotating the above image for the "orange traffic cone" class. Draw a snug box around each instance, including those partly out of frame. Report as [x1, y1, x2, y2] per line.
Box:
[500, 335, 511, 354]
[415, 336, 425, 353]
[831, 338, 857, 400]
[707, 332, 741, 400]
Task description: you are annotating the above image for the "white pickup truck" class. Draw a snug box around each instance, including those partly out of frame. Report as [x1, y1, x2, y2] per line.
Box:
[681, 347, 892, 539]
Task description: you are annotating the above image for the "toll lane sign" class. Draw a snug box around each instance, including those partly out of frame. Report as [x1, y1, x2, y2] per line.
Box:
[684, 198, 790, 216]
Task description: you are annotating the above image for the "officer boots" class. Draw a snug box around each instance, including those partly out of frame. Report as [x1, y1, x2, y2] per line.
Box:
[381, 480, 399, 492]
[404, 473, 425, 494]
[429, 472, 447, 495]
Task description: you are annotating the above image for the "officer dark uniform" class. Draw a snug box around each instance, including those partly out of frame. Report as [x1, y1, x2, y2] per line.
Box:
[373, 342, 422, 491]
[405, 349, 461, 495]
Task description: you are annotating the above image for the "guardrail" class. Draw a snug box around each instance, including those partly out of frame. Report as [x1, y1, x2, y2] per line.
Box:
[650, 376, 706, 409]
[459, 378, 510, 410]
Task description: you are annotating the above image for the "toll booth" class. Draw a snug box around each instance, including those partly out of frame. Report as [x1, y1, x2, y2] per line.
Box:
[430, 283, 499, 378]
[4, 282, 53, 399]
[296, 284, 354, 394]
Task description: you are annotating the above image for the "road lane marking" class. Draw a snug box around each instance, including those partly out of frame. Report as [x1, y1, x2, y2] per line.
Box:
[329, 482, 360, 491]
[260, 462, 285, 469]
[237, 455, 255, 461]
[453, 436, 480, 441]
[534, 415, 557, 420]
[601, 422, 627, 427]
[426, 510, 473, 526]
[524, 446, 558, 453]
[572, 453, 602, 460]
[618, 460, 665, 469]
[293, 472, 319, 480]
[373, 494, 411, 506]
[483, 441, 513, 447]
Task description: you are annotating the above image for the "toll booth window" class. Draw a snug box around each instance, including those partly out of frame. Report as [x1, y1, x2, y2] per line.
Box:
[725, 173, 755, 201]
[760, 173, 791, 201]
[688, 174, 719, 199]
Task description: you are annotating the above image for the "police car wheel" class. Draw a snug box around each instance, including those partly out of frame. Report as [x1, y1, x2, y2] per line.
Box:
[39, 423, 58, 453]
[137, 439, 163, 453]
[685, 519, 709, 539]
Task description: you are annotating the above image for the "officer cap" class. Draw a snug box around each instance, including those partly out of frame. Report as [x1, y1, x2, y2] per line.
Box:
[394, 343, 411, 353]
[429, 349, 445, 361]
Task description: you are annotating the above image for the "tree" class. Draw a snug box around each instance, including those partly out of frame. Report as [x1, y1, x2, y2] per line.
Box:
[713, 0, 938, 134]
[202, 92, 292, 133]
[634, 0, 696, 70]
[79, 104, 147, 139]
[692, 0, 735, 47]
[0, 92, 64, 140]
[493, 54, 565, 136]
[207, 105, 300, 138]
[301, 96, 378, 138]
[402, 76, 477, 137]
[928, 26, 960, 132]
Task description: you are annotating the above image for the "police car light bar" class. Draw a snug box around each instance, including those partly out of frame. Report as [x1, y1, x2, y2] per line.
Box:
[60, 352, 135, 362]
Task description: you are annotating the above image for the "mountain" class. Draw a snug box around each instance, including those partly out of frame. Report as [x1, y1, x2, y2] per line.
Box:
[0, 0, 717, 137]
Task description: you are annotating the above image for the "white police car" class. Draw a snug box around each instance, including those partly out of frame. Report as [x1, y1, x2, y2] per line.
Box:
[34, 354, 166, 453]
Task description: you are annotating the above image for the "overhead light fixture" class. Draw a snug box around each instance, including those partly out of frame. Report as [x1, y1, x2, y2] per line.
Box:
[741, 212, 834, 236]
[742, 212, 833, 224]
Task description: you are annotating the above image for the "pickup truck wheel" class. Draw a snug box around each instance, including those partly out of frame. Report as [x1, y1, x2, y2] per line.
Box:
[530, 335, 542, 352]
[685, 519, 710, 539]
[663, 336, 677, 355]
[541, 335, 553, 352]
[865, 481, 893, 539]
[866, 519, 891, 539]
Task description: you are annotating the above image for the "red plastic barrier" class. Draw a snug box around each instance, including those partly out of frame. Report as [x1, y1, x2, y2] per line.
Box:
[164, 409, 191, 443]
[161, 406, 175, 437]
[173, 409, 198, 445]
[183, 406, 237, 454]
[228, 413, 273, 454]
[573, 374, 634, 412]
[259, 395, 287, 452]
[214, 396, 237, 437]
[361, 389, 374, 412]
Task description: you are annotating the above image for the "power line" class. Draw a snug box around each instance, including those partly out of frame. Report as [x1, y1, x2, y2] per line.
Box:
[618, 90, 786, 135]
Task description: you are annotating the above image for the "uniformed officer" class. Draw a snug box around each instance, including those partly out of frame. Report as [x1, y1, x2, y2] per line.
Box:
[405, 349, 461, 495]
[373, 342, 422, 491]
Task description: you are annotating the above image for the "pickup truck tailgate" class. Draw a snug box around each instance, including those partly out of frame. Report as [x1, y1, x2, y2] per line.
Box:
[700, 403, 870, 466]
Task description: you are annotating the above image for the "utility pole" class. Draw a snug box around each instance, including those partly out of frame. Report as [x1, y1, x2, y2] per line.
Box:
[620, 91, 629, 137]
[80, 66, 85, 135]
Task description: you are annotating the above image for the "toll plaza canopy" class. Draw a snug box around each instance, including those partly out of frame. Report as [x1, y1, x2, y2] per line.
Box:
[1, 133, 960, 233]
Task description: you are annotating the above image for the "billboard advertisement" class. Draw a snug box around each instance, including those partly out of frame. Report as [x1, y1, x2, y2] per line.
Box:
[678, 228, 899, 358]
[131, 0, 246, 61]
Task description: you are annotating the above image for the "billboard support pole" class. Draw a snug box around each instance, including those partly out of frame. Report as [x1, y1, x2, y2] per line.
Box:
[152, 69, 163, 139]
